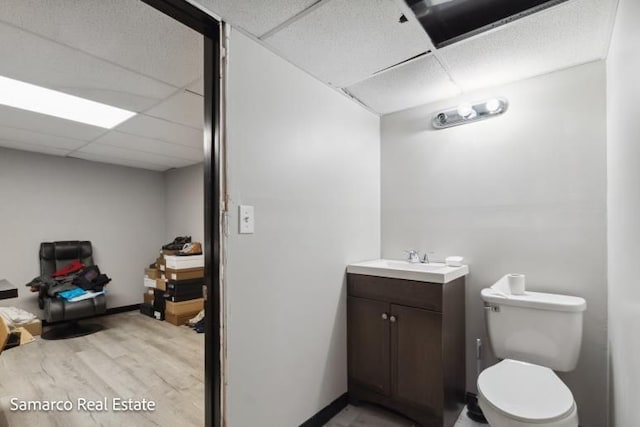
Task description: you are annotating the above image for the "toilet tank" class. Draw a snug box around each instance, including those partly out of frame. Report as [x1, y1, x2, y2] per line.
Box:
[481, 287, 587, 372]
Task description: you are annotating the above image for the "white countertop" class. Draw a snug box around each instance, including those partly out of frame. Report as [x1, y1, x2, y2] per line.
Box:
[347, 259, 469, 284]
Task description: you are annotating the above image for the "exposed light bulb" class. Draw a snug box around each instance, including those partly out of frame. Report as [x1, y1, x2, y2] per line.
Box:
[485, 98, 501, 113]
[457, 103, 475, 119]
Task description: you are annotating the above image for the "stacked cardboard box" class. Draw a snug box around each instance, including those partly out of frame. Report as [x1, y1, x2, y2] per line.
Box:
[163, 254, 204, 325]
[141, 251, 204, 325]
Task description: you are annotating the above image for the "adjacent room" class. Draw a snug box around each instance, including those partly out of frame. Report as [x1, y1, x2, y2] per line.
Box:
[1, 1, 639, 427]
[0, 1, 209, 426]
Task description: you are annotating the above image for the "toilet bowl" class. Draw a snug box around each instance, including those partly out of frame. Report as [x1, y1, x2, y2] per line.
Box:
[477, 359, 578, 427]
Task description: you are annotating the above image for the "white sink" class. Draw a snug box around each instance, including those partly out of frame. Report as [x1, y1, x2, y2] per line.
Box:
[347, 259, 469, 284]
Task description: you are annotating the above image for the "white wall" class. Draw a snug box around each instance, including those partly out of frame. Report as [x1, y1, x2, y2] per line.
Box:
[165, 163, 204, 243]
[606, 0, 640, 425]
[224, 29, 380, 426]
[381, 61, 608, 427]
[0, 147, 166, 313]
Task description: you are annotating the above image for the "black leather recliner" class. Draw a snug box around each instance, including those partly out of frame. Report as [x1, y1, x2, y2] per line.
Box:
[39, 241, 107, 339]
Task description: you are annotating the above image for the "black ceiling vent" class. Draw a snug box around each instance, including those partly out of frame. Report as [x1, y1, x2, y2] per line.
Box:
[404, 0, 568, 48]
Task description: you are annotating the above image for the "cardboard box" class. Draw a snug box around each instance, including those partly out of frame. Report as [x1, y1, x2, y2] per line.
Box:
[164, 255, 204, 270]
[143, 292, 154, 305]
[143, 277, 156, 288]
[140, 303, 164, 321]
[165, 310, 200, 326]
[144, 268, 161, 279]
[165, 267, 204, 281]
[165, 298, 204, 316]
[2, 326, 35, 352]
[21, 319, 42, 337]
[0, 315, 9, 354]
[143, 277, 166, 291]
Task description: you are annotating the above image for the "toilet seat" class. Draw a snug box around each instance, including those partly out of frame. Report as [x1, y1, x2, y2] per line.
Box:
[478, 359, 575, 423]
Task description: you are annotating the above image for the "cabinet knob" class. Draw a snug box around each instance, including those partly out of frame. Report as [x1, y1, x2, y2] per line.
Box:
[389, 315, 397, 323]
[381, 313, 388, 320]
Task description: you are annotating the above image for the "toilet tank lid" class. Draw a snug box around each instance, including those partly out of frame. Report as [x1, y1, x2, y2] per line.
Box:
[481, 288, 586, 312]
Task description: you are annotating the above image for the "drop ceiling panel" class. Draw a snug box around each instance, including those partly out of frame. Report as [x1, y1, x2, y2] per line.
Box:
[0, 139, 71, 157]
[70, 151, 169, 172]
[0, 0, 202, 88]
[145, 91, 203, 129]
[0, 105, 105, 141]
[116, 114, 203, 149]
[347, 55, 460, 114]
[186, 78, 204, 96]
[193, 0, 318, 37]
[0, 125, 86, 151]
[438, 0, 615, 91]
[76, 143, 196, 170]
[0, 22, 176, 112]
[265, 0, 430, 88]
[92, 131, 203, 162]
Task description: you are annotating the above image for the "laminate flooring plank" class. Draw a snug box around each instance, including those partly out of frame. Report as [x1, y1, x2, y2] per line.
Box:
[0, 312, 205, 427]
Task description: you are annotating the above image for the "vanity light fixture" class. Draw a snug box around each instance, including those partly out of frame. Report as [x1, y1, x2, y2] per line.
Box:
[433, 98, 508, 129]
[0, 75, 136, 129]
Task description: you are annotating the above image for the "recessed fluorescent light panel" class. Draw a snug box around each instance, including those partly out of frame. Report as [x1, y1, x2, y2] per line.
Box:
[432, 98, 508, 129]
[0, 76, 136, 129]
[404, 0, 569, 48]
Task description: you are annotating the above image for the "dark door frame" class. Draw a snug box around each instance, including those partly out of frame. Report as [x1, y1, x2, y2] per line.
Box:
[139, 2, 221, 427]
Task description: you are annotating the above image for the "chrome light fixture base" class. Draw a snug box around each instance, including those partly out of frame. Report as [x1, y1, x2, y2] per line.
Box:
[432, 98, 508, 129]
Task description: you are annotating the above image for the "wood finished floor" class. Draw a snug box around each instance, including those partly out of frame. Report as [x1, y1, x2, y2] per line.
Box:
[0, 312, 204, 427]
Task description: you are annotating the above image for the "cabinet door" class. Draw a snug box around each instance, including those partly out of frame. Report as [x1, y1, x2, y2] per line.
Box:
[390, 304, 443, 411]
[348, 296, 391, 396]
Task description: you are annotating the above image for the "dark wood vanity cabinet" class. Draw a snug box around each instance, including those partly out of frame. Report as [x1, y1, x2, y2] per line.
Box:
[347, 273, 466, 427]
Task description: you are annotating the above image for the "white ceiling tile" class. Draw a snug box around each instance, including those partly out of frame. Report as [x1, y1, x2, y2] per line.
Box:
[193, 0, 318, 37]
[0, 105, 105, 141]
[264, 0, 430, 88]
[186, 78, 204, 96]
[70, 151, 169, 172]
[116, 114, 203, 149]
[347, 55, 460, 114]
[0, 22, 176, 112]
[438, 0, 615, 92]
[0, 139, 71, 157]
[92, 131, 203, 162]
[0, 125, 86, 151]
[77, 143, 197, 170]
[0, 0, 203, 88]
[145, 91, 203, 129]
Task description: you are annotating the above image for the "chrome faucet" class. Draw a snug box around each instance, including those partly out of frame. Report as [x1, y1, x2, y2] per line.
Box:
[404, 250, 431, 264]
[404, 250, 421, 263]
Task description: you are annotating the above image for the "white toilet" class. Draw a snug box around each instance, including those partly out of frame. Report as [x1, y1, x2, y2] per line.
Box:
[477, 283, 587, 427]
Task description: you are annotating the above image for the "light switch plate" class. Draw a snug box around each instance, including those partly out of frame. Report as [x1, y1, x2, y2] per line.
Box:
[239, 205, 254, 234]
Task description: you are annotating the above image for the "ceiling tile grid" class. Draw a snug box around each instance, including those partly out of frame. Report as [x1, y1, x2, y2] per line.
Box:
[0, 22, 177, 112]
[70, 151, 170, 172]
[90, 131, 203, 163]
[193, 0, 318, 37]
[145, 91, 204, 129]
[264, 0, 431, 88]
[346, 54, 460, 114]
[115, 114, 204, 149]
[436, 0, 616, 91]
[0, 139, 71, 157]
[0, 105, 106, 142]
[0, 0, 203, 88]
[0, 125, 87, 151]
[76, 143, 198, 171]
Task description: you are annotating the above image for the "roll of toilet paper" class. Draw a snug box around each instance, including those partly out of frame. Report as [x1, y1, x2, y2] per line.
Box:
[508, 274, 526, 295]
